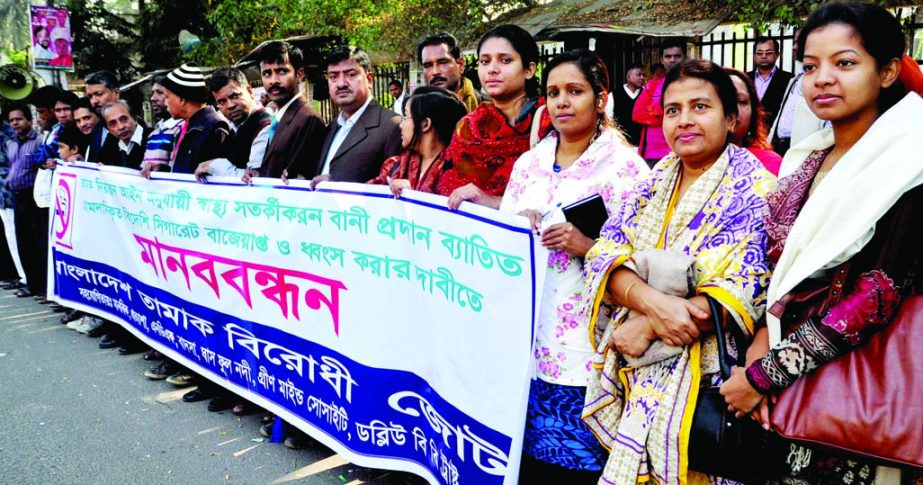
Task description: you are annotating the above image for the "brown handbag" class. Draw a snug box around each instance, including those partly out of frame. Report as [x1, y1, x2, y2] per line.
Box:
[769, 294, 923, 468]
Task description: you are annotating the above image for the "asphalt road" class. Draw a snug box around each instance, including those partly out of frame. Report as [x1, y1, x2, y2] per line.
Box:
[0, 290, 413, 484]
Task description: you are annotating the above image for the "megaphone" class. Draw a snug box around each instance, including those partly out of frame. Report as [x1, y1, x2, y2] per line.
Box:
[0, 64, 44, 100]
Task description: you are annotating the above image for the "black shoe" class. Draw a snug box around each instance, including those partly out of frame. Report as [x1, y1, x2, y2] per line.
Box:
[2, 280, 23, 290]
[258, 422, 274, 438]
[207, 394, 235, 412]
[15, 288, 33, 298]
[50, 303, 67, 313]
[118, 344, 146, 355]
[98, 335, 121, 349]
[142, 350, 163, 361]
[86, 324, 107, 338]
[182, 388, 211, 403]
[144, 360, 178, 380]
[283, 430, 314, 450]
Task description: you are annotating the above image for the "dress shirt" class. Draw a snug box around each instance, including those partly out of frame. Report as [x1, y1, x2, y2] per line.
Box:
[4, 130, 42, 191]
[321, 96, 373, 175]
[118, 124, 145, 155]
[755, 66, 777, 100]
[776, 72, 803, 139]
[207, 113, 271, 177]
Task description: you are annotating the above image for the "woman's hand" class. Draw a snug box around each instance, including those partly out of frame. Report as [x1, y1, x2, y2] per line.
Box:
[720, 367, 764, 420]
[447, 183, 499, 210]
[541, 222, 594, 257]
[607, 315, 655, 357]
[642, 291, 708, 346]
[745, 327, 771, 366]
[389, 178, 411, 198]
[241, 168, 259, 185]
[518, 209, 542, 235]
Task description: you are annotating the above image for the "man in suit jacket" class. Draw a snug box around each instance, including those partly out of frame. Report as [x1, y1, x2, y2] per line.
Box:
[313, 46, 401, 184]
[248, 41, 328, 181]
[749, 37, 794, 128]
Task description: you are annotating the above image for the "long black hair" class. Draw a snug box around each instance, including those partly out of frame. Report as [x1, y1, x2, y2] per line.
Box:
[477, 24, 540, 98]
[797, 2, 906, 112]
[405, 86, 467, 150]
[542, 49, 614, 129]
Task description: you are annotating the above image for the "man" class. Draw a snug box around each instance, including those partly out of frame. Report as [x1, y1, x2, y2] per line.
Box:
[28, 86, 59, 134]
[606, 64, 646, 145]
[100, 101, 149, 169]
[32, 26, 55, 60]
[248, 41, 327, 181]
[84, 71, 124, 163]
[3, 104, 45, 301]
[418, 32, 480, 112]
[769, 33, 827, 156]
[314, 45, 401, 184]
[197, 68, 272, 179]
[73, 97, 99, 136]
[158, 63, 233, 175]
[633, 38, 686, 167]
[140, 75, 183, 174]
[749, 37, 794, 128]
[33, 89, 77, 167]
[388, 79, 406, 116]
[0, 116, 25, 291]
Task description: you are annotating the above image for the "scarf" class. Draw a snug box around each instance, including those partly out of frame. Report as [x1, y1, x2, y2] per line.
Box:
[436, 99, 551, 197]
[767, 93, 923, 344]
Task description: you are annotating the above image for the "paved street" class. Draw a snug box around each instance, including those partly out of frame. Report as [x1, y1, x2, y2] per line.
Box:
[0, 291, 408, 484]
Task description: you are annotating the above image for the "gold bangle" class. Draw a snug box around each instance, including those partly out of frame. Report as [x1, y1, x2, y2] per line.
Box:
[623, 281, 639, 304]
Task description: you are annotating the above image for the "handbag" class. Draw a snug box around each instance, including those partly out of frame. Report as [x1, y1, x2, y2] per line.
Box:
[688, 296, 789, 482]
[33, 167, 54, 209]
[770, 294, 923, 468]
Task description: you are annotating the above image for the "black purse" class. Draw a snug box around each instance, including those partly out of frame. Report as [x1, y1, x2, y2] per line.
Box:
[688, 296, 789, 482]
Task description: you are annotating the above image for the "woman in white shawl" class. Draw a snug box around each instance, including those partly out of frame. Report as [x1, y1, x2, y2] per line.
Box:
[719, 3, 923, 483]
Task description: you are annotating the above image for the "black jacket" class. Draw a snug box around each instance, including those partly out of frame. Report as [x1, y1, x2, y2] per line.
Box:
[171, 106, 233, 175]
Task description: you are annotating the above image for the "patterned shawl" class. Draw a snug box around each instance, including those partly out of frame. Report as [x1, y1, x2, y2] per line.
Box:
[581, 145, 775, 485]
[367, 149, 446, 194]
[436, 99, 552, 197]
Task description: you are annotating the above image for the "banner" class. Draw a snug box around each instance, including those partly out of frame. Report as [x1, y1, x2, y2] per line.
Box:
[48, 163, 546, 485]
[30, 6, 74, 71]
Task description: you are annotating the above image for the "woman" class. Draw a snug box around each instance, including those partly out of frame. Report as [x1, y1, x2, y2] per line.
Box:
[501, 49, 648, 483]
[580, 59, 775, 484]
[725, 68, 783, 175]
[368, 86, 468, 196]
[437, 24, 552, 209]
[719, 4, 923, 484]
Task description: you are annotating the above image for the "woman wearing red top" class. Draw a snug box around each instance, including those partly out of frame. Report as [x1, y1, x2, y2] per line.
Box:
[726, 68, 783, 175]
[437, 24, 552, 210]
[367, 86, 467, 195]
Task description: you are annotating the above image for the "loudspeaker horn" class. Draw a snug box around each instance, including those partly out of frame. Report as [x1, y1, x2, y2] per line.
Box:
[0, 64, 43, 100]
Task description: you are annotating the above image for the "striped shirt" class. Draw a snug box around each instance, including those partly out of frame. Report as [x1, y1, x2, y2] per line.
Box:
[4, 129, 42, 191]
[142, 117, 183, 166]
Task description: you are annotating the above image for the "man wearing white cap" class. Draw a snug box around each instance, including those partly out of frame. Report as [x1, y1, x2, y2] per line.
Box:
[158, 63, 233, 174]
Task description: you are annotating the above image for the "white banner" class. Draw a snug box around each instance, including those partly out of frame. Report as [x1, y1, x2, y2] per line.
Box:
[48, 163, 546, 484]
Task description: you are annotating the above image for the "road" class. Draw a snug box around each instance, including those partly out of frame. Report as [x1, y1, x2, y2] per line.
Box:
[0, 289, 414, 484]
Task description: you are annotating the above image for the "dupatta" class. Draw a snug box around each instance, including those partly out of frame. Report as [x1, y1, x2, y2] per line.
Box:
[581, 145, 775, 484]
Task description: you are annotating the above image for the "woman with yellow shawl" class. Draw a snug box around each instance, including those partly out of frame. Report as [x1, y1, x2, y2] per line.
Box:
[581, 60, 776, 484]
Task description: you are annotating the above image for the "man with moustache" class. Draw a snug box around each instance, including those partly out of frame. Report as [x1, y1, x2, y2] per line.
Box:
[84, 71, 125, 164]
[197, 68, 272, 179]
[140, 75, 184, 175]
[100, 101, 149, 169]
[32, 26, 55, 60]
[246, 41, 327, 182]
[749, 37, 793, 129]
[417, 32, 480, 111]
[312, 45, 401, 184]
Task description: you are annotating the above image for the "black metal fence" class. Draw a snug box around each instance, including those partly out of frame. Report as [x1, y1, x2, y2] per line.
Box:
[315, 62, 409, 122]
[699, 26, 797, 74]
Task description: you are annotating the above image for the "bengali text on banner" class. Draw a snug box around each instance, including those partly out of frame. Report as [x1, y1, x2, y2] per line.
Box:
[48, 163, 547, 485]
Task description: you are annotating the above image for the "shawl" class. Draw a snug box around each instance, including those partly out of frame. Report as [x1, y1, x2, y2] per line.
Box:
[436, 99, 552, 197]
[767, 93, 923, 344]
[581, 144, 774, 485]
[367, 149, 445, 194]
[456, 77, 481, 113]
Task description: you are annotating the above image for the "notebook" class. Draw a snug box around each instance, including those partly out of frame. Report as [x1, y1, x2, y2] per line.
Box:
[562, 193, 609, 240]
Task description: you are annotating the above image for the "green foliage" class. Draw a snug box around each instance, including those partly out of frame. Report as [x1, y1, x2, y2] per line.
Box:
[67, 0, 139, 79]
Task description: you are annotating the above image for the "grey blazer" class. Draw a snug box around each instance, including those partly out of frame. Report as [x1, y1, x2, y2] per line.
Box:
[316, 98, 402, 183]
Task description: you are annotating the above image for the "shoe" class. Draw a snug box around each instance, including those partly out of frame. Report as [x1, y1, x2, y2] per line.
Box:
[66, 317, 85, 331]
[15, 288, 33, 298]
[34, 296, 50, 304]
[260, 413, 275, 425]
[165, 373, 196, 386]
[3, 280, 24, 290]
[142, 350, 163, 361]
[144, 361, 178, 380]
[50, 303, 67, 313]
[258, 422, 273, 438]
[98, 335, 121, 349]
[118, 344, 147, 355]
[61, 310, 82, 324]
[83, 315, 106, 338]
[283, 430, 313, 450]
[232, 402, 257, 416]
[182, 388, 211, 403]
[207, 394, 235, 412]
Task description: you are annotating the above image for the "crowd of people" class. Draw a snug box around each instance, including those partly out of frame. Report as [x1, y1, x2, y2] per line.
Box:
[3, 1, 923, 483]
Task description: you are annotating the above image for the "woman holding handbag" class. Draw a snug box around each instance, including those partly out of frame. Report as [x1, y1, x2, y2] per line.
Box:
[501, 49, 648, 483]
[719, 3, 923, 484]
[580, 58, 776, 484]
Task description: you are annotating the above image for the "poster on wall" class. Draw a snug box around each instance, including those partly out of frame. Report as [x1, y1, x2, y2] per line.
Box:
[30, 6, 74, 71]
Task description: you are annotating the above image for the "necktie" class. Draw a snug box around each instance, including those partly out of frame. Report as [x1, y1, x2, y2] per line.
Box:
[267, 117, 279, 144]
